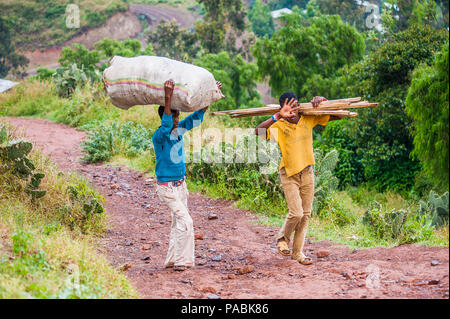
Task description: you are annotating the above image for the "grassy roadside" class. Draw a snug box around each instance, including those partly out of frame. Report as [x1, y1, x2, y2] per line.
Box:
[0, 121, 138, 298]
[0, 80, 448, 250]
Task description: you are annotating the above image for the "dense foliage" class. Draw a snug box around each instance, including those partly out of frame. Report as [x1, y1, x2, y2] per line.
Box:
[0, 17, 28, 77]
[248, 0, 275, 38]
[343, 25, 449, 191]
[147, 20, 198, 62]
[406, 44, 449, 189]
[253, 13, 366, 97]
[194, 52, 262, 110]
[195, 0, 248, 54]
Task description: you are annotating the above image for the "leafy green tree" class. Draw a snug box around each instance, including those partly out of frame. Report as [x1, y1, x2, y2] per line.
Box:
[60, 39, 155, 72]
[267, 0, 309, 10]
[341, 25, 448, 191]
[0, 17, 28, 77]
[253, 13, 365, 98]
[382, 0, 445, 32]
[195, 0, 247, 54]
[147, 20, 198, 62]
[248, 0, 275, 37]
[94, 38, 154, 60]
[316, 0, 366, 29]
[194, 51, 262, 110]
[59, 44, 101, 71]
[406, 44, 449, 189]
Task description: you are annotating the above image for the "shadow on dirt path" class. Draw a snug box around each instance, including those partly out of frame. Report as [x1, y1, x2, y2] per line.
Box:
[2, 117, 448, 299]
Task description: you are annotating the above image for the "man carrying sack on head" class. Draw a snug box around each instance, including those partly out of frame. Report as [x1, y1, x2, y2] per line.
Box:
[255, 92, 344, 265]
[152, 79, 222, 272]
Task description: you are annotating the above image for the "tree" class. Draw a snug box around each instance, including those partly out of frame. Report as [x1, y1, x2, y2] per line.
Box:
[267, 0, 309, 10]
[94, 38, 154, 60]
[253, 13, 365, 98]
[59, 39, 154, 72]
[342, 25, 448, 191]
[316, 0, 366, 29]
[406, 44, 449, 189]
[194, 52, 262, 110]
[0, 17, 28, 77]
[195, 0, 248, 54]
[148, 20, 198, 62]
[59, 44, 101, 71]
[248, 0, 275, 38]
[382, 0, 445, 32]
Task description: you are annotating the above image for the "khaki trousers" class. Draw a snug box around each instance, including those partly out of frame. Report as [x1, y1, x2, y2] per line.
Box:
[156, 181, 195, 268]
[277, 166, 315, 259]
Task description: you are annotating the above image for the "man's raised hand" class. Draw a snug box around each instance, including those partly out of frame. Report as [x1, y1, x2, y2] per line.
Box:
[311, 96, 327, 108]
[279, 97, 300, 119]
[164, 79, 175, 98]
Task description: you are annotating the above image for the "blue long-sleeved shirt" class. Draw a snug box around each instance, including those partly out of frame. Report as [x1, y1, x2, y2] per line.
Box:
[152, 110, 205, 182]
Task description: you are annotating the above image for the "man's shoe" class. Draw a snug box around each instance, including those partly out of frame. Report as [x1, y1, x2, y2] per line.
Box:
[173, 265, 187, 272]
[277, 240, 291, 257]
[292, 252, 313, 265]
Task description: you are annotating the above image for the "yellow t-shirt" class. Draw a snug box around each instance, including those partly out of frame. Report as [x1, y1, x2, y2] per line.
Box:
[266, 115, 330, 177]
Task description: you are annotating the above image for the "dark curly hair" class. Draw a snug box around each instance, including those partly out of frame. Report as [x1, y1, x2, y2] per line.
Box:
[279, 92, 298, 106]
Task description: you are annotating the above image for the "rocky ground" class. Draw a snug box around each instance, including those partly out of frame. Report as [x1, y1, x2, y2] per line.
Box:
[2, 117, 449, 299]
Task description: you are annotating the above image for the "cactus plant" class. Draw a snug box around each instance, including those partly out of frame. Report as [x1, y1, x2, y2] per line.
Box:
[419, 191, 449, 227]
[0, 125, 7, 144]
[0, 132, 46, 200]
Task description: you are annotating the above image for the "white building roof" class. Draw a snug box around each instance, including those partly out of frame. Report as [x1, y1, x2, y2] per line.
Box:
[271, 8, 293, 19]
[0, 79, 19, 93]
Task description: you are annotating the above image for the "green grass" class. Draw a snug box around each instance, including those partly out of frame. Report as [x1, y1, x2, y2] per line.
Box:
[0, 122, 138, 298]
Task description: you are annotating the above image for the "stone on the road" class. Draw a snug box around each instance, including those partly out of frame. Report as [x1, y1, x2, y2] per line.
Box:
[208, 213, 218, 220]
[317, 250, 330, 258]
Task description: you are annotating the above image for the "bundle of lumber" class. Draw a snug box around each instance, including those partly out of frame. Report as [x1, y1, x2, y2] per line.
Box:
[211, 97, 378, 118]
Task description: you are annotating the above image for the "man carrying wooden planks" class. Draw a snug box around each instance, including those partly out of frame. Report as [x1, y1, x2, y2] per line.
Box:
[255, 92, 346, 265]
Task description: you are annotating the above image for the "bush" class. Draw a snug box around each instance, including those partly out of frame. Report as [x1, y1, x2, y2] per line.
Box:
[36, 67, 56, 81]
[362, 201, 434, 244]
[317, 196, 356, 227]
[315, 120, 364, 187]
[52, 64, 100, 98]
[81, 121, 154, 163]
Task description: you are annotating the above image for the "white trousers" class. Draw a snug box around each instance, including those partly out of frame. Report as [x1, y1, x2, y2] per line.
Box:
[156, 181, 195, 268]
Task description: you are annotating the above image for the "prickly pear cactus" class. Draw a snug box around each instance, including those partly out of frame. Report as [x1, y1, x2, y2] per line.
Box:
[419, 191, 449, 227]
[0, 125, 7, 144]
[68, 183, 104, 215]
[0, 126, 46, 200]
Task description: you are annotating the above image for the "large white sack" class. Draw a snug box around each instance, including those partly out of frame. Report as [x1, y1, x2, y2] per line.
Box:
[103, 56, 224, 112]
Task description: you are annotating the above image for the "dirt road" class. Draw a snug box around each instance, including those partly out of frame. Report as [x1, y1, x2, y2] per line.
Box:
[2, 117, 449, 299]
